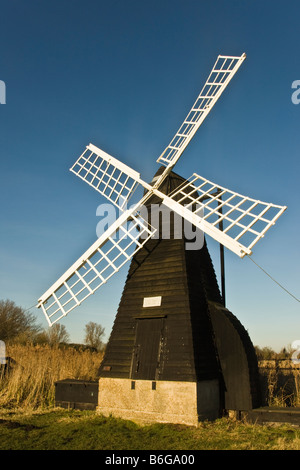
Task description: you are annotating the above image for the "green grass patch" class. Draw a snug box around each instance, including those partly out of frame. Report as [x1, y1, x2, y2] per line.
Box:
[0, 408, 300, 450]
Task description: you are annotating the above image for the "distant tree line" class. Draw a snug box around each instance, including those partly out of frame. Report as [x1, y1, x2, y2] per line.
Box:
[0, 299, 106, 351]
[0, 299, 295, 360]
[255, 345, 292, 361]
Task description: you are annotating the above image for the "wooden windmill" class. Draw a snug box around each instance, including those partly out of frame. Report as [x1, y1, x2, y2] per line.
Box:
[38, 53, 287, 425]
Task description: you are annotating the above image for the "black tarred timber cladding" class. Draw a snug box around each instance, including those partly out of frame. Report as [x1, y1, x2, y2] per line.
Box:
[99, 237, 221, 382]
[98, 168, 222, 382]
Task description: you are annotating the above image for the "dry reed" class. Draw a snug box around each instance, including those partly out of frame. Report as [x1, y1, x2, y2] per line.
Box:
[0, 344, 103, 409]
[259, 360, 300, 407]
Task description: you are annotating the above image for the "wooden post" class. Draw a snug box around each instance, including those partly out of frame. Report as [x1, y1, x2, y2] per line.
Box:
[218, 191, 226, 307]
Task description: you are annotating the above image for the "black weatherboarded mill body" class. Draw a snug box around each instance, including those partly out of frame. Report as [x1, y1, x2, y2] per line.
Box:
[97, 169, 261, 425]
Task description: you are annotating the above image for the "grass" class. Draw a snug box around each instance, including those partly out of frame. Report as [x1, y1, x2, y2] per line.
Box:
[0, 408, 300, 450]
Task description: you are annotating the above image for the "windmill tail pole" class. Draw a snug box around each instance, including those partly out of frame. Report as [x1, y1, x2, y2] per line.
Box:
[220, 242, 226, 307]
[218, 193, 226, 306]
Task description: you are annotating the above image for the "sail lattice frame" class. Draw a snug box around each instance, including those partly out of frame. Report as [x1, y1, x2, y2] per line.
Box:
[166, 173, 287, 256]
[38, 209, 156, 326]
[157, 54, 246, 168]
[70, 144, 142, 210]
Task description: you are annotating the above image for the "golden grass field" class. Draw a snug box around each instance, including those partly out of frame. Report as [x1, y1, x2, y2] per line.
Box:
[0, 344, 103, 409]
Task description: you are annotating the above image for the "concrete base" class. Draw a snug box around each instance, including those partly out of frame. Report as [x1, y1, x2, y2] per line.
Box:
[97, 378, 220, 426]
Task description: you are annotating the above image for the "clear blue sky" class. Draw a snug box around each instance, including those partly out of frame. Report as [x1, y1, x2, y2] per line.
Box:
[0, 0, 299, 351]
